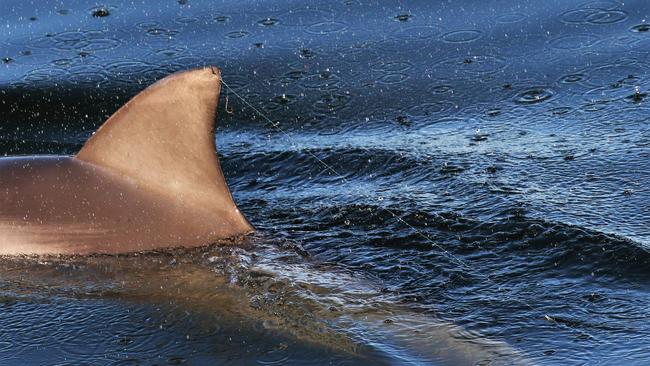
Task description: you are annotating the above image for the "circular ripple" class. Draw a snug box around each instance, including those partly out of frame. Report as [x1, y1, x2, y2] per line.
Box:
[377, 73, 409, 84]
[105, 61, 153, 82]
[549, 34, 599, 50]
[514, 88, 554, 104]
[145, 28, 180, 37]
[560, 73, 586, 83]
[631, 24, 650, 33]
[408, 101, 455, 117]
[580, 0, 620, 9]
[278, 8, 332, 27]
[226, 30, 251, 39]
[436, 55, 507, 75]
[496, 13, 526, 23]
[392, 26, 440, 41]
[258, 17, 279, 26]
[306, 21, 346, 35]
[429, 84, 454, 95]
[441, 30, 482, 43]
[313, 93, 351, 114]
[68, 65, 107, 85]
[23, 67, 68, 82]
[561, 8, 627, 25]
[370, 61, 413, 73]
[301, 72, 340, 90]
[338, 45, 380, 64]
[586, 10, 627, 24]
[175, 16, 199, 25]
[136, 21, 160, 30]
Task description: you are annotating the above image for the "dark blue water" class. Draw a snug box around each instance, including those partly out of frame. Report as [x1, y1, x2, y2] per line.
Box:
[1, 0, 650, 364]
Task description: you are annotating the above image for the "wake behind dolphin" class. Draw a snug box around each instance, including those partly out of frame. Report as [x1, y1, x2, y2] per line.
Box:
[0, 67, 253, 255]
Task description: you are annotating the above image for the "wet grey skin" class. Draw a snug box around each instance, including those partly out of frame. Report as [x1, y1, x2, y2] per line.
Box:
[0, 67, 254, 255]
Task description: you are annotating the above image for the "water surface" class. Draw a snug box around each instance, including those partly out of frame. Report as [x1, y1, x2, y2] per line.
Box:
[1, 0, 650, 364]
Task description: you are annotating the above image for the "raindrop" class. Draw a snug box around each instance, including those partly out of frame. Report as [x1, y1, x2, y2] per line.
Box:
[258, 17, 279, 26]
[560, 74, 584, 83]
[514, 88, 554, 104]
[91, 7, 110, 17]
[631, 24, 650, 33]
[394, 14, 412, 22]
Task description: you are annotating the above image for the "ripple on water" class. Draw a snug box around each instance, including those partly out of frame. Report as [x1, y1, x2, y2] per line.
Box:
[549, 34, 599, 50]
[226, 30, 251, 39]
[105, 61, 153, 83]
[514, 87, 554, 105]
[631, 24, 650, 33]
[258, 17, 279, 26]
[582, 63, 644, 88]
[175, 16, 200, 25]
[306, 21, 347, 35]
[495, 13, 526, 23]
[8, 30, 121, 52]
[560, 8, 627, 25]
[376, 73, 409, 85]
[559, 73, 586, 83]
[441, 30, 482, 43]
[145, 28, 180, 38]
[580, 0, 621, 10]
[436, 55, 507, 76]
[22, 67, 69, 83]
[313, 93, 351, 114]
[300, 71, 341, 90]
[370, 61, 413, 73]
[429, 84, 455, 95]
[392, 26, 440, 41]
[338, 44, 381, 64]
[278, 8, 333, 27]
[68, 65, 108, 86]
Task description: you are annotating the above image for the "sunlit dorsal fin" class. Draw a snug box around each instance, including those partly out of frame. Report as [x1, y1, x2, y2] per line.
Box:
[77, 67, 247, 224]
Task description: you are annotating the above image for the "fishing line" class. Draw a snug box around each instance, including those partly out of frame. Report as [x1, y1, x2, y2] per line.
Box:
[219, 78, 559, 328]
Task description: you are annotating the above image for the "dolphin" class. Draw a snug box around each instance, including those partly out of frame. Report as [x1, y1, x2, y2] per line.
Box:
[0, 67, 254, 255]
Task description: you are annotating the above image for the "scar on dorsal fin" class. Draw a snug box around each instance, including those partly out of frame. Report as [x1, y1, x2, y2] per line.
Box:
[76, 67, 253, 233]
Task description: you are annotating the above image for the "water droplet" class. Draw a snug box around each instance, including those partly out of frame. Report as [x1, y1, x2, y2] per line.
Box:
[91, 7, 110, 17]
[258, 17, 278, 26]
[394, 14, 412, 22]
[514, 88, 554, 105]
[631, 23, 650, 33]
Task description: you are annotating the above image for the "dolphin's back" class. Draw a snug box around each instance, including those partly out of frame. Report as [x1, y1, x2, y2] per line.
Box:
[0, 68, 253, 255]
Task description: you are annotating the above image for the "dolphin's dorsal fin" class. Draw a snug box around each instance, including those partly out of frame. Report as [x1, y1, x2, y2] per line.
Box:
[77, 67, 252, 232]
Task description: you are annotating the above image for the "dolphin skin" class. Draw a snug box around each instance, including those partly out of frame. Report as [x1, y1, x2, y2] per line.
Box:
[0, 67, 254, 255]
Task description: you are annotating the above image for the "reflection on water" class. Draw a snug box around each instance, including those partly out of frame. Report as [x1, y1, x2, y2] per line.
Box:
[2, 0, 650, 364]
[0, 240, 526, 365]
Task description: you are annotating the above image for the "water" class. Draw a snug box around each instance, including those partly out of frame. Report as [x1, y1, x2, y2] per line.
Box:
[1, 0, 650, 364]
